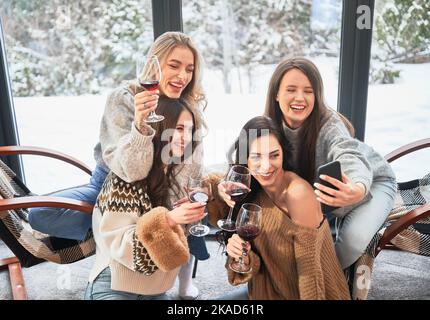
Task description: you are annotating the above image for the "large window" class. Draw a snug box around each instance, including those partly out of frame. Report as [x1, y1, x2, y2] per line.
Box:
[0, 1, 153, 193]
[183, 0, 343, 167]
[365, 0, 430, 181]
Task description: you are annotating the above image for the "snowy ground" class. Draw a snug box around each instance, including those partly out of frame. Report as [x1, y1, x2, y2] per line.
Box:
[12, 59, 430, 194]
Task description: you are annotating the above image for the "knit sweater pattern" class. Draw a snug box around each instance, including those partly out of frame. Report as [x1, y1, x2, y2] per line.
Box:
[282, 108, 396, 216]
[227, 191, 351, 300]
[93, 83, 205, 183]
[88, 170, 198, 295]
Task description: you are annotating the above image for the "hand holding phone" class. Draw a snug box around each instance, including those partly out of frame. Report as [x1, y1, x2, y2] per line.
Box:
[314, 161, 367, 213]
[315, 161, 342, 214]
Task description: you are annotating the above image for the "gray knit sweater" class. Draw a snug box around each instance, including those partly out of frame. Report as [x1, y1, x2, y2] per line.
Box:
[282, 108, 396, 216]
[93, 83, 204, 183]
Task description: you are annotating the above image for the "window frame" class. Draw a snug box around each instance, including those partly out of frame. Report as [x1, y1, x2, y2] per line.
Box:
[0, 0, 374, 180]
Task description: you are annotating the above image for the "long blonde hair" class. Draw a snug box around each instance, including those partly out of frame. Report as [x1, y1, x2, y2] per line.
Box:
[147, 32, 206, 111]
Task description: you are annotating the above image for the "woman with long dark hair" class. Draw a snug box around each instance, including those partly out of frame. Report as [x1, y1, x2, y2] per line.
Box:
[264, 57, 397, 272]
[85, 97, 206, 300]
[208, 116, 350, 300]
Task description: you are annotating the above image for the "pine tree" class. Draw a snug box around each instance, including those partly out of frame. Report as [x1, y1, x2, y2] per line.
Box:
[1, 0, 153, 96]
[375, 0, 430, 62]
[371, 0, 430, 83]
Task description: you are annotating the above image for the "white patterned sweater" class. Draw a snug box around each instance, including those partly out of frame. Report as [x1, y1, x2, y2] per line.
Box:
[88, 128, 203, 295]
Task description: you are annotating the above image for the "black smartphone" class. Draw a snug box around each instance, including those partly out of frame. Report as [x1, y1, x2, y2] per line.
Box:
[316, 161, 342, 214]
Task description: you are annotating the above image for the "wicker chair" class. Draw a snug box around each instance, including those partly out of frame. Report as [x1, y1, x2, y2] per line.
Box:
[0, 146, 94, 300]
[375, 138, 430, 256]
[350, 138, 430, 300]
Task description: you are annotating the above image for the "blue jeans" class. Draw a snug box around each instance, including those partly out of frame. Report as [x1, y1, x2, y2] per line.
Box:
[328, 179, 397, 269]
[28, 162, 210, 260]
[28, 164, 108, 241]
[84, 267, 170, 300]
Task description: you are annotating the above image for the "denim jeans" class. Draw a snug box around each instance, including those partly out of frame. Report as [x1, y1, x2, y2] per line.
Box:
[28, 164, 108, 241]
[328, 179, 397, 269]
[28, 162, 209, 260]
[84, 267, 170, 300]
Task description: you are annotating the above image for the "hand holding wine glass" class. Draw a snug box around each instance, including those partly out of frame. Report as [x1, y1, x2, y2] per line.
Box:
[135, 55, 164, 124]
[187, 176, 212, 237]
[217, 165, 251, 232]
[166, 202, 206, 227]
[228, 203, 262, 274]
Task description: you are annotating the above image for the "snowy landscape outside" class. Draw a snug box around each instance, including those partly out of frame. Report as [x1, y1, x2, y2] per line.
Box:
[13, 59, 430, 194]
[1, 0, 429, 194]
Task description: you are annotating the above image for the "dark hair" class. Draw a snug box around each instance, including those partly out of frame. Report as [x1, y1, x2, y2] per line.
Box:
[146, 97, 198, 207]
[227, 115, 293, 205]
[264, 57, 354, 184]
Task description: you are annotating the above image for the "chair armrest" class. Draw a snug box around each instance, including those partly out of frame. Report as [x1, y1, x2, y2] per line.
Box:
[0, 196, 93, 214]
[0, 145, 92, 176]
[376, 203, 430, 256]
[385, 138, 430, 163]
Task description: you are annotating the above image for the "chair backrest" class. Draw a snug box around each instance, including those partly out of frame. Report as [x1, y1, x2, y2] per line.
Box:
[351, 172, 430, 299]
[0, 159, 95, 268]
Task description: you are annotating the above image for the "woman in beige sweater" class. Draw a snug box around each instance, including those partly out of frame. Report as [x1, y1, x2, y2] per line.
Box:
[208, 116, 350, 300]
[84, 97, 206, 300]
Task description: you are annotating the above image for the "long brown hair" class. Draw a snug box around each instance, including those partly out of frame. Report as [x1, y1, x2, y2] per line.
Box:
[146, 97, 198, 207]
[227, 116, 293, 205]
[264, 57, 354, 184]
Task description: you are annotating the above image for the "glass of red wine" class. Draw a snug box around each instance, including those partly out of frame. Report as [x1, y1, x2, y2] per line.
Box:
[217, 165, 251, 232]
[229, 203, 262, 274]
[187, 176, 212, 237]
[136, 55, 164, 123]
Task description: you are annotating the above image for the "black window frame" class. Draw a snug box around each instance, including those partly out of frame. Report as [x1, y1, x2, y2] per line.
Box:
[0, 0, 373, 180]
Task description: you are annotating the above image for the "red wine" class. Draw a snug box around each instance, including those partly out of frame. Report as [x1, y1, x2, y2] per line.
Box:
[227, 188, 249, 202]
[139, 80, 159, 91]
[237, 225, 260, 241]
[189, 191, 209, 203]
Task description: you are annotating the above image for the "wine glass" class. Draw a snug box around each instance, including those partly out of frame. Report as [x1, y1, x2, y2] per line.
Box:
[229, 203, 262, 274]
[136, 55, 164, 123]
[217, 165, 251, 232]
[187, 176, 212, 237]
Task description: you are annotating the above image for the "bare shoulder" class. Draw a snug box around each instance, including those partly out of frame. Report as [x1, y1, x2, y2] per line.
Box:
[285, 172, 322, 224]
[286, 172, 316, 200]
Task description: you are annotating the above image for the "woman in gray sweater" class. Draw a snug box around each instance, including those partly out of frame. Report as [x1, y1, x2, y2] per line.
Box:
[264, 57, 397, 271]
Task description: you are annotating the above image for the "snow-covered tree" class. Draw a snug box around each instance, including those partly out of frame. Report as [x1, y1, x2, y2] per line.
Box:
[1, 0, 153, 96]
[371, 0, 430, 84]
[375, 0, 430, 62]
[309, 0, 342, 57]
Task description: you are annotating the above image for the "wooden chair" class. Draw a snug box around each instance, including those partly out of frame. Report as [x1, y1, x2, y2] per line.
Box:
[0, 145, 201, 299]
[375, 138, 430, 256]
[0, 145, 94, 300]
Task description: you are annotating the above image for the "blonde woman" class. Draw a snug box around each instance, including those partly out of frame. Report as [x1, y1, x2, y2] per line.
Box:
[29, 32, 208, 299]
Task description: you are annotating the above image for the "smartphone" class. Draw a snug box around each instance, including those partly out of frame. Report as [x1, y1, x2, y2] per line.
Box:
[316, 161, 342, 214]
